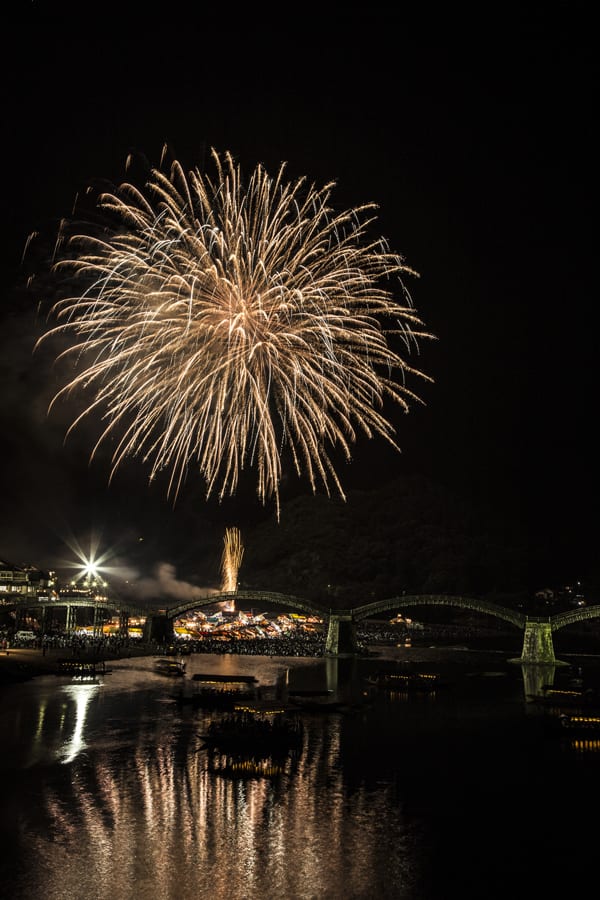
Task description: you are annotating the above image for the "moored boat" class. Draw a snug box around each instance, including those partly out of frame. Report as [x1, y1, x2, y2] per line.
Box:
[177, 673, 259, 708]
[56, 658, 111, 678]
[199, 700, 303, 756]
[368, 671, 447, 692]
[206, 753, 289, 780]
[154, 658, 186, 677]
[528, 686, 600, 708]
[541, 711, 600, 736]
[287, 689, 346, 712]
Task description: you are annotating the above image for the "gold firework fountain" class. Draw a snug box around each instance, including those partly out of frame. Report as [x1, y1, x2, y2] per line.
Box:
[220, 527, 244, 612]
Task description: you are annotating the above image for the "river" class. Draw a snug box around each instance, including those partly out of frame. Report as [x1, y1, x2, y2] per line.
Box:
[1, 638, 599, 900]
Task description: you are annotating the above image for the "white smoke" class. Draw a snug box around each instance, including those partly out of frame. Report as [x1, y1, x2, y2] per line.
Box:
[127, 562, 220, 603]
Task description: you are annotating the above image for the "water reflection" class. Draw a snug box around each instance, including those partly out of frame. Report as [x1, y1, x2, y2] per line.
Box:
[25, 705, 418, 900]
[58, 681, 102, 764]
[4, 648, 600, 900]
[520, 664, 557, 701]
[4, 658, 424, 900]
[21, 679, 103, 768]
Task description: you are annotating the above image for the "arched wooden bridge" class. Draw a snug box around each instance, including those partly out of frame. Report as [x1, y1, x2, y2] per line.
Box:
[162, 590, 600, 664]
[13, 591, 600, 663]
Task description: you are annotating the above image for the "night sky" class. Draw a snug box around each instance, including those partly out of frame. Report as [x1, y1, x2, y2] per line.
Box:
[1, 5, 596, 593]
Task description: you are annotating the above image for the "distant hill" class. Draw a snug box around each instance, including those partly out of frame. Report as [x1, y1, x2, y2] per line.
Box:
[238, 474, 529, 608]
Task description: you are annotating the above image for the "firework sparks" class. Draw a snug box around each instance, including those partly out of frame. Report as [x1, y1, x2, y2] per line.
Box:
[34, 147, 435, 514]
[221, 526, 244, 602]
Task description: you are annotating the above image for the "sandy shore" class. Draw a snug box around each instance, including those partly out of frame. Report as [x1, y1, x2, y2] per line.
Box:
[0, 645, 154, 686]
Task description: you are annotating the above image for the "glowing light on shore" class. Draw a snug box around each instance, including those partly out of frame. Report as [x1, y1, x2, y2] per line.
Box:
[34, 147, 435, 515]
[57, 532, 124, 589]
[81, 560, 101, 581]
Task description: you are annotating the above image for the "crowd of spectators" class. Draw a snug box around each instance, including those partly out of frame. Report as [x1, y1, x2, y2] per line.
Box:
[173, 632, 327, 656]
[5, 617, 515, 658]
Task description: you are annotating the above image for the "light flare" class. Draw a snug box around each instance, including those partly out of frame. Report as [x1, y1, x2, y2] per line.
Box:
[59, 533, 115, 588]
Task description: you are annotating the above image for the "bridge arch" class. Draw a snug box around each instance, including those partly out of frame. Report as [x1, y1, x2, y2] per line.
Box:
[163, 591, 531, 658]
[166, 590, 330, 622]
[550, 606, 600, 630]
[352, 594, 527, 630]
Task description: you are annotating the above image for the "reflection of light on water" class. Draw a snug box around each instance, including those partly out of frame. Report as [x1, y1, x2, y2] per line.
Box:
[58, 681, 100, 764]
[34, 712, 415, 900]
[520, 664, 558, 701]
[33, 698, 49, 749]
[569, 738, 600, 753]
[387, 690, 438, 704]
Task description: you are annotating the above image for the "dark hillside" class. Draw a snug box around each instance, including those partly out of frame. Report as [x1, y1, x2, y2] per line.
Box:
[241, 475, 529, 608]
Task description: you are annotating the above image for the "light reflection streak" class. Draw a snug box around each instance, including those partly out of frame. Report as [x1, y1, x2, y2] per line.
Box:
[569, 738, 600, 753]
[58, 682, 101, 764]
[32, 697, 49, 749]
[28, 716, 416, 900]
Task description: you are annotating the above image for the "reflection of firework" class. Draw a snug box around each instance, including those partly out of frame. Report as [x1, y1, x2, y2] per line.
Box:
[35, 147, 434, 514]
[221, 527, 244, 595]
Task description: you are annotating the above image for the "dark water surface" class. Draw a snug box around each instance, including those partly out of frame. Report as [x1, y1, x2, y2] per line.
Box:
[1, 642, 599, 900]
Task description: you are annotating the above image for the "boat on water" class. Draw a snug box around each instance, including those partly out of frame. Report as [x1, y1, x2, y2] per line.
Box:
[548, 713, 600, 735]
[154, 658, 186, 677]
[368, 671, 447, 692]
[287, 689, 346, 712]
[177, 673, 259, 708]
[55, 658, 111, 678]
[199, 700, 303, 756]
[206, 754, 290, 780]
[191, 673, 258, 685]
[528, 686, 600, 708]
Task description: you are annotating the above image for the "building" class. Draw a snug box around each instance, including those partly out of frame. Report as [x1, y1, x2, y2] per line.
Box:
[0, 559, 57, 603]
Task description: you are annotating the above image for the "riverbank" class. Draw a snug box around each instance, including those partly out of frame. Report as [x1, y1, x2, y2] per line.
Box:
[3, 638, 597, 689]
[0, 645, 155, 686]
[0, 641, 489, 686]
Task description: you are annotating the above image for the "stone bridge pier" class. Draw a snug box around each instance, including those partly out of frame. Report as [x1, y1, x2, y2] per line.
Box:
[325, 613, 359, 656]
[323, 614, 570, 664]
[144, 614, 174, 644]
[511, 618, 567, 667]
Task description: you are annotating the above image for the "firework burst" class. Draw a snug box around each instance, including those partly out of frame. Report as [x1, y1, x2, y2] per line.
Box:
[34, 147, 435, 515]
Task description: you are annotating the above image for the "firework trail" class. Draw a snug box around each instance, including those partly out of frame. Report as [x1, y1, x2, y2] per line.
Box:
[34, 147, 435, 515]
[221, 526, 244, 597]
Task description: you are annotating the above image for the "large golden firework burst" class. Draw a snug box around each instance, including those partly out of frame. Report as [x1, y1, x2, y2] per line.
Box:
[35, 147, 435, 516]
